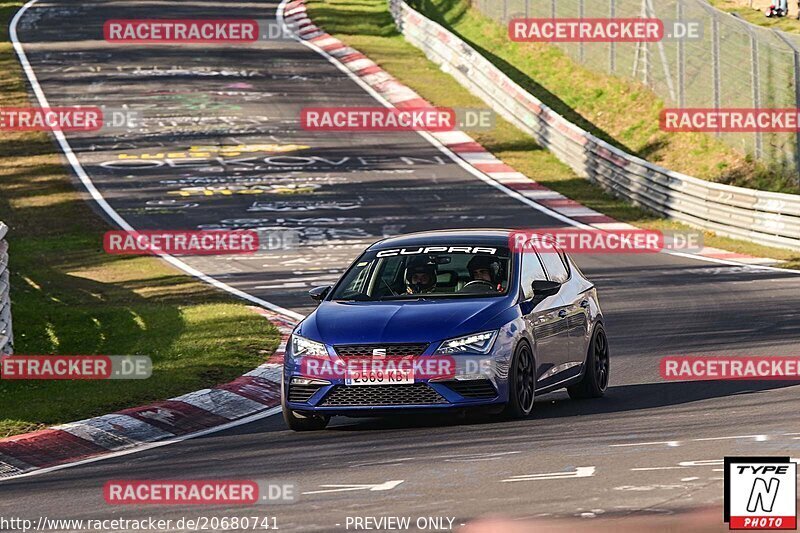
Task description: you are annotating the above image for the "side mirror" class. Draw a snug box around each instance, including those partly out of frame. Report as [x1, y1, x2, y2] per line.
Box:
[531, 279, 561, 297]
[308, 285, 331, 302]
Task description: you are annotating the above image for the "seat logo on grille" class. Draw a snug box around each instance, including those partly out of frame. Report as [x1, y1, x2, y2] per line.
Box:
[372, 348, 387, 357]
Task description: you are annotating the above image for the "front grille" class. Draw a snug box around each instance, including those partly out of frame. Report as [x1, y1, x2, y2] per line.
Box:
[320, 384, 448, 406]
[441, 379, 498, 399]
[288, 383, 325, 403]
[333, 343, 429, 358]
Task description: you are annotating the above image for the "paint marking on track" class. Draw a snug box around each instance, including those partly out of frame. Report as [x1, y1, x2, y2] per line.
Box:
[302, 480, 404, 495]
[693, 434, 768, 442]
[610, 441, 681, 448]
[614, 484, 687, 491]
[630, 466, 688, 471]
[501, 466, 596, 482]
[612, 434, 772, 449]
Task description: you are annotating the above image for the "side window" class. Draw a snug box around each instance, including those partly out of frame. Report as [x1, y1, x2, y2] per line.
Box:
[343, 262, 372, 295]
[379, 258, 403, 287]
[539, 249, 569, 284]
[520, 251, 547, 300]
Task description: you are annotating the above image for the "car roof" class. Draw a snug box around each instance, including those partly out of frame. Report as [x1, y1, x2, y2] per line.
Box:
[367, 229, 515, 251]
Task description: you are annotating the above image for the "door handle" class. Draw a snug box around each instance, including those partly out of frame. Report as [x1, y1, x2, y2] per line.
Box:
[580, 299, 590, 309]
[558, 309, 568, 318]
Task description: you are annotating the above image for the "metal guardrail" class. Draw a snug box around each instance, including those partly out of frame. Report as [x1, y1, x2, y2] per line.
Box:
[390, 0, 800, 251]
[0, 222, 13, 355]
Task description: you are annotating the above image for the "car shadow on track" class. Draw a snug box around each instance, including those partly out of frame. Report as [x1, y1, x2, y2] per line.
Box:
[324, 379, 800, 431]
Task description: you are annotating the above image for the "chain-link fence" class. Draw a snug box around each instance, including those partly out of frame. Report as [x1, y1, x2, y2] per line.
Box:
[473, 0, 800, 175]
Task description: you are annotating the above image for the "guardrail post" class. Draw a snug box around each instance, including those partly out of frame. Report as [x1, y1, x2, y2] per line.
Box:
[773, 30, 800, 181]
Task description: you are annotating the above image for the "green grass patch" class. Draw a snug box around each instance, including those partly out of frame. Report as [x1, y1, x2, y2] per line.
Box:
[0, 2, 279, 437]
[305, 0, 800, 266]
[709, 0, 800, 33]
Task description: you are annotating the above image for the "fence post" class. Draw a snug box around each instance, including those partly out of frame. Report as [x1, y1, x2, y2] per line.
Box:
[731, 14, 763, 160]
[711, 11, 722, 137]
[677, 0, 686, 107]
[610, 0, 616, 73]
[647, 0, 676, 101]
[695, 1, 722, 137]
[774, 30, 800, 179]
[551, 0, 556, 19]
[579, 0, 585, 63]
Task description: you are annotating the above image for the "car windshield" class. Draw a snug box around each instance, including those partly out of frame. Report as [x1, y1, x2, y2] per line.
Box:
[330, 246, 512, 301]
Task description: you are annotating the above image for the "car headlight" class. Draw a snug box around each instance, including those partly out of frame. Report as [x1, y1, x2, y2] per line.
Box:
[434, 330, 498, 355]
[290, 334, 328, 358]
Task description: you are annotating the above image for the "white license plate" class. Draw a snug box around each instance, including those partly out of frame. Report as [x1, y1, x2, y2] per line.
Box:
[345, 368, 414, 386]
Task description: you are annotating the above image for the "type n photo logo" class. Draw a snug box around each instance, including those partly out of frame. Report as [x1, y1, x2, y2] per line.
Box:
[725, 457, 797, 530]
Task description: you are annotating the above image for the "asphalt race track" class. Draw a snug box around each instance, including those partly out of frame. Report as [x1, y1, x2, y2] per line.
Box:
[4, 0, 800, 530]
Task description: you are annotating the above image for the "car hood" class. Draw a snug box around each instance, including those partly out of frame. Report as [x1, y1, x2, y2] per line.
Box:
[299, 297, 511, 345]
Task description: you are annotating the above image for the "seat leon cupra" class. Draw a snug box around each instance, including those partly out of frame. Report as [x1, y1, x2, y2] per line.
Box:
[282, 229, 609, 430]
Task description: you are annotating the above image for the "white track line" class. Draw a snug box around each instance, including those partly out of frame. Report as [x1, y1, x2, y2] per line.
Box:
[5, 0, 799, 483]
[5, 0, 297, 479]
[10, 0, 304, 321]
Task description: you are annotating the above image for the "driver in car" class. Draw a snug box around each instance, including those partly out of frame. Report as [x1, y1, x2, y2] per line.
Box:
[466, 255, 503, 292]
[405, 256, 438, 294]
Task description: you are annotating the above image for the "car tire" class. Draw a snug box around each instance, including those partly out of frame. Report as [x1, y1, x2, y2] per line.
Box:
[502, 341, 536, 419]
[567, 324, 610, 400]
[282, 401, 329, 431]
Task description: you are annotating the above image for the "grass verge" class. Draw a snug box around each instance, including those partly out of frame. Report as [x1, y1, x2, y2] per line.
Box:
[709, 0, 800, 33]
[305, 0, 800, 268]
[0, 1, 280, 437]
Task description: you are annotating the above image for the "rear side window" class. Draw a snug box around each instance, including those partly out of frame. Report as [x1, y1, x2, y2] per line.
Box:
[539, 249, 569, 283]
[520, 251, 547, 300]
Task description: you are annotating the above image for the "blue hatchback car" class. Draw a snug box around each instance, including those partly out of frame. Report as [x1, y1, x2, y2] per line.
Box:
[282, 229, 609, 431]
